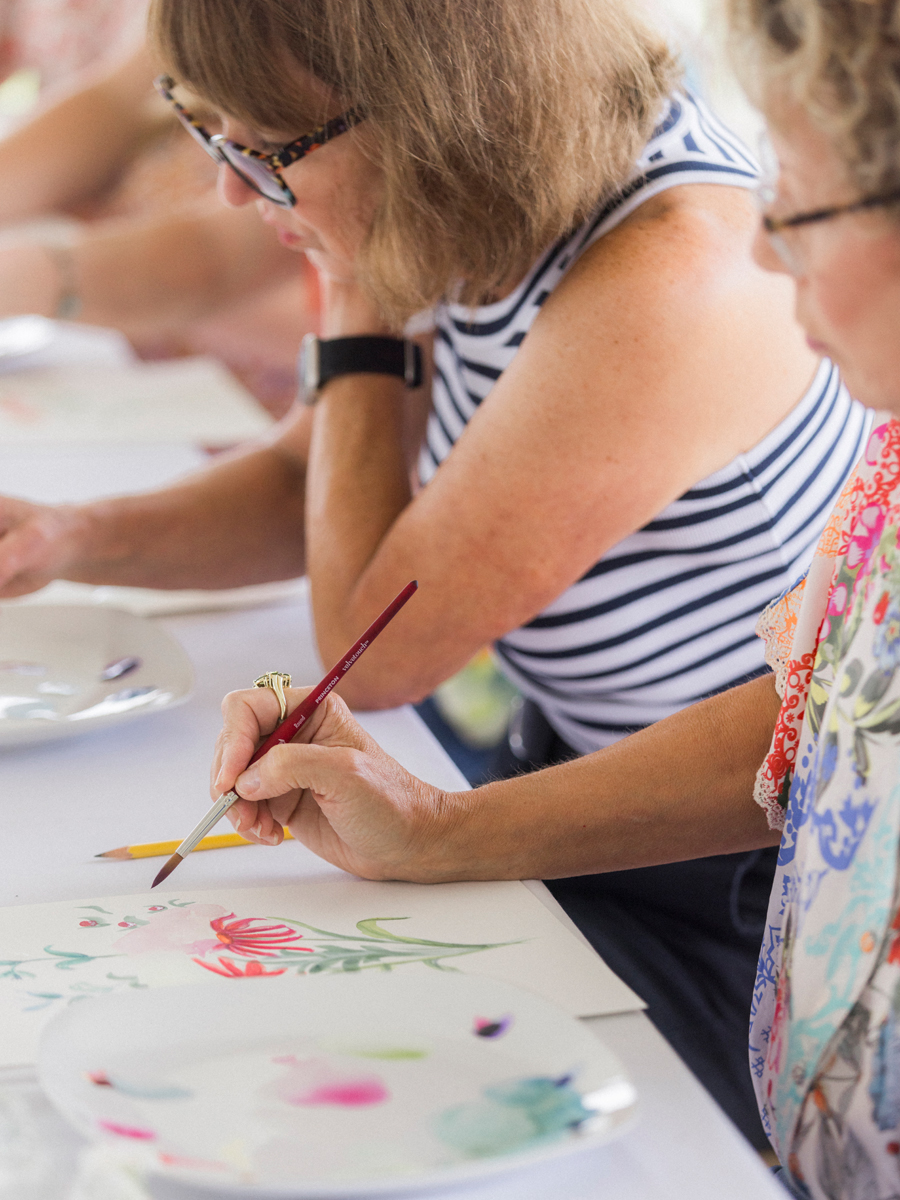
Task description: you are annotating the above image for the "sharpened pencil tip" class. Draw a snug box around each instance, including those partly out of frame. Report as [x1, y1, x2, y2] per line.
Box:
[96, 847, 129, 859]
[151, 853, 182, 888]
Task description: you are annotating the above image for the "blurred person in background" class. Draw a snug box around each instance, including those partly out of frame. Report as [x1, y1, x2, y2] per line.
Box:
[0, 2, 315, 412]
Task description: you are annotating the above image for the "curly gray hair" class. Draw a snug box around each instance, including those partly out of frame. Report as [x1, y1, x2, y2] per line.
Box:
[730, 0, 900, 201]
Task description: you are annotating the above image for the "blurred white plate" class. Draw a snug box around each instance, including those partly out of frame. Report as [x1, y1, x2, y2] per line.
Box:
[38, 972, 636, 1197]
[0, 605, 192, 746]
[0, 315, 134, 373]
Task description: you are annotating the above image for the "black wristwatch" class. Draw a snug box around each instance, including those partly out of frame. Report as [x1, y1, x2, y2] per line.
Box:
[299, 334, 423, 405]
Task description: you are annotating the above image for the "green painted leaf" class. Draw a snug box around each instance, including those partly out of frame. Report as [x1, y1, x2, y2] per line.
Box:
[106, 973, 148, 989]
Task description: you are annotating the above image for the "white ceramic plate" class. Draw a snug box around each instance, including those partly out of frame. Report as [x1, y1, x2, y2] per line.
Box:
[38, 972, 636, 1197]
[0, 604, 192, 746]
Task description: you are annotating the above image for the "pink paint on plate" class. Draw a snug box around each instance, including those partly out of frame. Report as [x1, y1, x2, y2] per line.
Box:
[266, 1055, 389, 1108]
[98, 1119, 157, 1140]
[288, 1080, 390, 1107]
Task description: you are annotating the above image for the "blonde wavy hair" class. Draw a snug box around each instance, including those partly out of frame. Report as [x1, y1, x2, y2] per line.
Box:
[149, 0, 676, 325]
[729, 0, 900, 202]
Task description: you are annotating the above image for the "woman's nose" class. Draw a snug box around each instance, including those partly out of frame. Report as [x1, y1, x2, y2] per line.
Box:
[217, 164, 258, 208]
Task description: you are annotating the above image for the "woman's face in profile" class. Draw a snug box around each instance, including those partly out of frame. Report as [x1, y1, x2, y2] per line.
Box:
[753, 103, 900, 413]
[216, 72, 383, 284]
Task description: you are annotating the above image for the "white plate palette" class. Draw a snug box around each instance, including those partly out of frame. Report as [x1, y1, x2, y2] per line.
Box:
[38, 973, 637, 1197]
[0, 605, 192, 746]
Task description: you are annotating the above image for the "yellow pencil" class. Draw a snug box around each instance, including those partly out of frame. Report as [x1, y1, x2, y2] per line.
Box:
[96, 830, 295, 860]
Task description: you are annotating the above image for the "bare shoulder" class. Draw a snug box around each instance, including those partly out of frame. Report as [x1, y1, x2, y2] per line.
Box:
[503, 180, 819, 476]
[551, 184, 767, 320]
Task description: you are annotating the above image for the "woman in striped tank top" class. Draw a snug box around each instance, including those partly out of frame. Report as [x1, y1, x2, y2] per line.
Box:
[0, 0, 869, 1146]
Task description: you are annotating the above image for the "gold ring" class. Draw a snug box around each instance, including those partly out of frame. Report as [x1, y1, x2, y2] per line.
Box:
[253, 671, 292, 722]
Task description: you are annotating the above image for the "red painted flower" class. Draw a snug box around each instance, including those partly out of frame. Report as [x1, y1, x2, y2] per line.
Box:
[209, 913, 312, 958]
[79, 919, 100, 927]
[192, 956, 287, 978]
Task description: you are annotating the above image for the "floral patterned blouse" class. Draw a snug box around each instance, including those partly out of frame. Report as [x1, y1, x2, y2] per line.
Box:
[750, 415, 900, 1198]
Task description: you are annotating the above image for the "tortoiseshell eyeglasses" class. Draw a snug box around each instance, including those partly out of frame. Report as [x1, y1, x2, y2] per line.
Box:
[154, 74, 363, 208]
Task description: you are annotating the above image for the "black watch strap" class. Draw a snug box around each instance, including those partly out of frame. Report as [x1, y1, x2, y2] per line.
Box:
[300, 335, 423, 403]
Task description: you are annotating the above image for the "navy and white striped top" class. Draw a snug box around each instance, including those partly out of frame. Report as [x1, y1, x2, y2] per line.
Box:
[418, 92, 871, 754]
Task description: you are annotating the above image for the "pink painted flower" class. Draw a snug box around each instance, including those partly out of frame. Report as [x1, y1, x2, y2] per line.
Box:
[209, 914, 312, 958]
[112, 903, 228, 957]
[147, 905, 166, 912]
[192, 956, 287, 978]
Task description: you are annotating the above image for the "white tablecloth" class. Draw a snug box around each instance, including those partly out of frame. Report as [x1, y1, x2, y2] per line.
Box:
[0, 443, 783, 1199]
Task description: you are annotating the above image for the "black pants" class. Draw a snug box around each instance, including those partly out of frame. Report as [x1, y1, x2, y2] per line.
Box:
[492, 700, 775, 1150]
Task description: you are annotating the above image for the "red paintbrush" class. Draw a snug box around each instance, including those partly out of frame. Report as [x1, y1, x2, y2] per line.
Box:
[151, 580, 418, 887]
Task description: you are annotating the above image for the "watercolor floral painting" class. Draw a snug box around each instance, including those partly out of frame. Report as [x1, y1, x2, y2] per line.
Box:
[0, 880, 643, 1067]
[1, 899, 511, 1019]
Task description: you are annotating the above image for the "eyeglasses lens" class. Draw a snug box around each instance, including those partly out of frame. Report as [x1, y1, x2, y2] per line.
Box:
[754, 132, 804, 275]
[214, 140, 293, 206]
[769, 231, 804, 276]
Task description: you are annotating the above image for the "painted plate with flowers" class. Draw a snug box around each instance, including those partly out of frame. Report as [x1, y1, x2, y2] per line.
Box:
[38, 971, 636, 1196]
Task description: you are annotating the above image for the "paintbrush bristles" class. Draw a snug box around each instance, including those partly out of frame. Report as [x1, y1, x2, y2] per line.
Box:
[151, 853, 182, 889]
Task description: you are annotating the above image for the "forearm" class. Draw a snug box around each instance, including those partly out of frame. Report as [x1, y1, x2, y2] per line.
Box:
[62, 432, 311, 589]
[421, 674, 782, 882]
[0, 49, 154, 221]
[306, 374, 415, 683]
[77, 204, 300, 329]
[304, 279, 423, 704]
[0, 204, 298, 329]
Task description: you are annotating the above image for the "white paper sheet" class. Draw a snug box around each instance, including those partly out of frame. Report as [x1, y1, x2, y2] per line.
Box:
[0, 357, 273, 443]
[0, 880, 643, 1066]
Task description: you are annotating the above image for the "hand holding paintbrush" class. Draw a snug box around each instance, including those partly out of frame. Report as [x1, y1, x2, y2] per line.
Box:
[151, 580, 417, 887]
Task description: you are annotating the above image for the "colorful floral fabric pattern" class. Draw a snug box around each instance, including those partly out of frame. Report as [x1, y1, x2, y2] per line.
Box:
[753, 468, 869, 830]
[749, 417, 900, 1197]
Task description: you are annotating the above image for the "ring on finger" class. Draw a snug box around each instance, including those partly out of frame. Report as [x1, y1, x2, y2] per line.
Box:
[253, 671, 292, 723]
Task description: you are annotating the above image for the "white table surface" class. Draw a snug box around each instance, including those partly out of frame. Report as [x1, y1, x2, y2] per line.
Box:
[0, 443, 784, 1200]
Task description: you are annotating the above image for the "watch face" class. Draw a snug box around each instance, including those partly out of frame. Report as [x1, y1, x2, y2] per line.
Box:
[298, 333, 321, 404]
